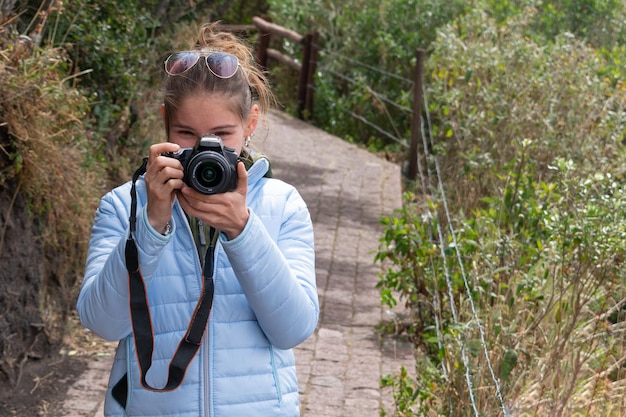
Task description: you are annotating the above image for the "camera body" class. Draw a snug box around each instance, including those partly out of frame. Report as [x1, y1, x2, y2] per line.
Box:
[165, 135, 238, 195]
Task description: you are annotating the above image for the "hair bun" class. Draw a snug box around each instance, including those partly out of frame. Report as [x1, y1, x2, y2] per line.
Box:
[195, 22, 251, 63]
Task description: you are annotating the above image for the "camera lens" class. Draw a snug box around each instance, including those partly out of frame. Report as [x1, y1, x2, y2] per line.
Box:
[187, 152, 233, 194]
[197, 161, 222, 188]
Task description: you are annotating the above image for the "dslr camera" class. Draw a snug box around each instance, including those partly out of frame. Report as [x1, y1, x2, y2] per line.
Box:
[164, 135, 238, 195]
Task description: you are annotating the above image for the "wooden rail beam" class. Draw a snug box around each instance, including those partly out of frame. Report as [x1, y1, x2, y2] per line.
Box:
[267, 48, 302, 71]
[252, 16, 304, 44]
[220, 24, 256, 32]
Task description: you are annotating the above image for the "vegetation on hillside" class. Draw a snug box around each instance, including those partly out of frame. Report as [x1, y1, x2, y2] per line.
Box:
[268, 0, 626, 152]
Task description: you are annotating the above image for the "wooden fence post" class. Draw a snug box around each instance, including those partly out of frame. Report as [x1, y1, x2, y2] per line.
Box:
[297, 33, 313, 119]
[255, 16, 272, 71]
[408, 48, 425, 182]
[304, 31, 319, 118]
[251, 16, 316, 121]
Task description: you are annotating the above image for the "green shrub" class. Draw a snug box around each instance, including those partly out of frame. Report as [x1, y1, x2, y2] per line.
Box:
[0, 41, 105, 258]
[381, 364, 442, 416]
[378, 154, 626, 415]
[267, 0, 468, 151]
[266, 0, 626, 160]
[426, 8, 626, 213]
[375, 5, 626, 416]
[483, 0, 626, 50]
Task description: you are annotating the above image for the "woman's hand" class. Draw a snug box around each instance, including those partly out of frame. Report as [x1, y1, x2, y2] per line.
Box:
[177, 161, 250, 240]
[144, 142, 184, 233]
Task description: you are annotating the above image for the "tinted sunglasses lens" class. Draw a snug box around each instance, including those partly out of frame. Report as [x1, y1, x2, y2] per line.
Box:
[165, 52, 200, 75]
[205, 53, 239, 78]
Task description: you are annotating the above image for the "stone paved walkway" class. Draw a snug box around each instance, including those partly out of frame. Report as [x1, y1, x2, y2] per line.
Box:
[59, 110, 414, 417]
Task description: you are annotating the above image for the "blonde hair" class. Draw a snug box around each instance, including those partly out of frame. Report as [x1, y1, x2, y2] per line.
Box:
[163, 22, 274, 138]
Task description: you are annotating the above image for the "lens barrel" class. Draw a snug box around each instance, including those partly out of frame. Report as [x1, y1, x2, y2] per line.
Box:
[187, 152, 234, 195]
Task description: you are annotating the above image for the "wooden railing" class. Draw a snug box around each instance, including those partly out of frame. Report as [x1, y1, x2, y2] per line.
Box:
[251, 17, 319, 120]
[227, 18, 426, 184]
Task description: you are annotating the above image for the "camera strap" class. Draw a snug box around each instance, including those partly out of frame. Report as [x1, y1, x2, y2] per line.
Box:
[124, 158, 216, 392]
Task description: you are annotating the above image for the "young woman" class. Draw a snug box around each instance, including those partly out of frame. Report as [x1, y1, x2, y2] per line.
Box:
[77, 22, 319, 417]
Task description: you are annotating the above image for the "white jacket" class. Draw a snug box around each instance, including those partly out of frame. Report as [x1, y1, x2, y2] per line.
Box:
[78, 157, 319, 416]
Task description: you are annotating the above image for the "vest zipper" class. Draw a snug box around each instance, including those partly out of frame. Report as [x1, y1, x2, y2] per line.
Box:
[204, 333, 210, 416]
[202, 224, 217, 416]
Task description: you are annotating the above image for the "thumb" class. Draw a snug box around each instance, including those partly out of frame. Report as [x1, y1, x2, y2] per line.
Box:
[236, 161, 248, 193]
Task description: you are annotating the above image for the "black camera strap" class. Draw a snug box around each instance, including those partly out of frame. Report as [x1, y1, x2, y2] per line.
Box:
[123, 158, 216, 392]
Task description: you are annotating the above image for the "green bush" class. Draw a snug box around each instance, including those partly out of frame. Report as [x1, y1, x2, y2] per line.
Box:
[377, 154, 626, 415]
[483, 0, 626, 50]
[0, 37, 108, 376]
[0, 40, 105, 266]
[267, 0, 468, 151]
[426, 8, 626, 213]
[13, 1, 162, 156]
[266, 0, 626, 160]
[375, 6, 626, 416]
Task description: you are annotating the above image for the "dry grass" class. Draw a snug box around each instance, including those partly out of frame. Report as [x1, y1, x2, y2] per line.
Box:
[0, 34, 106, 308]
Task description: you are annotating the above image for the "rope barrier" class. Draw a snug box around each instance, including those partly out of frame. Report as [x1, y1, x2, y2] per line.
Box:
[320, 65, 413, 114]
[318, 46, 415, 85]
[417, 103, 478, 416]
[422, 92, 512, 417]
[345, 109, 408, 147]
[310, 64, 410, 147]
[313, 39, 513, 415]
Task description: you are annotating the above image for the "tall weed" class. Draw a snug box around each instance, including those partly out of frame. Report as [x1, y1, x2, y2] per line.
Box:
[0, 38, 106, 314]
[378, 154, 626, 415]
[376, 8, 626, 417]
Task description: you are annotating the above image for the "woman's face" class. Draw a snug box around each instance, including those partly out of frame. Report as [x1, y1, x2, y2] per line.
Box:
[167, 94, 257, 155]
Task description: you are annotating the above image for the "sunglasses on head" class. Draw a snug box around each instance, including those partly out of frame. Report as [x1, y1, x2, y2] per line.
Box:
[164, 51, 240, 79]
